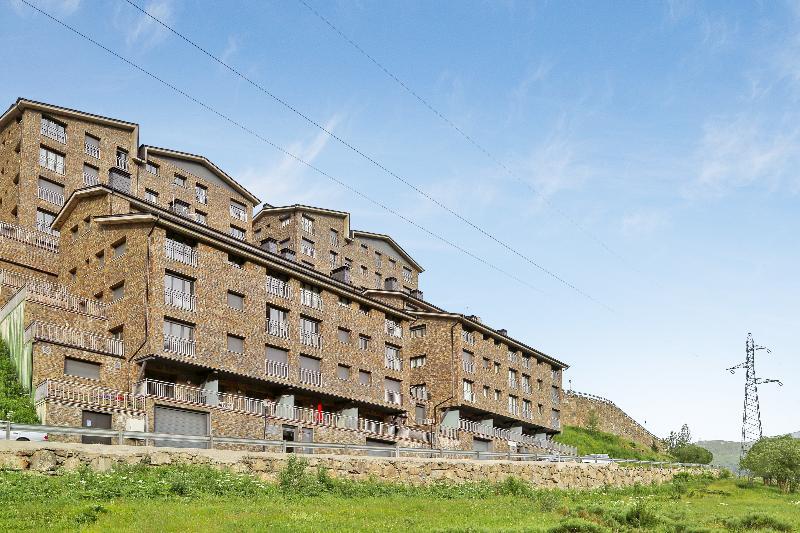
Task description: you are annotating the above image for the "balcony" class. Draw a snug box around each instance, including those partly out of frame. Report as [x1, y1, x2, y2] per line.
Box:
[85, 142, 100, 159]
[384, 320, 402, 338]
[458, 419, 512, 441]
[508, 377, 518, 389]
[23, 279, 105, 317]
[461, 331, 475, 345]
[163, 335, 195, 357]
[83, 171, 99, 187]
[521, 357, 531, 370]
[109, 172, 130, 193]
[384, 390, 402, 405]
[300, 331, 322, 349]
[25, 321, 123, 356]
[136, 379, 262, 416]
[301, 220, 314, 235]
[384, 356, 403, 371]
[169, 203, 191, 218]
[41, 123, 66, 144]
[265, 359, 290, 380]
[266, 320, 289, 339]
[266, 277, 292, 300]
[164, 288, 196, 312]
[37, 186, 64, 207]
[0, 221, 59, 253]
[230, 204, 248, 222]
[508, 352, 518, 364]
[298, 367, 322, 387]
[116, 154, 129, 172]
[300, 289, 323, 311]
[463, 390, 475, 402]
[165, 239, 198, 267]
[36, 380, 145, 412]
[300, 243, 316, 258]
[521, 382, 532, 394]
[196, 190, 207, 204]
[462, 360, 475, 374]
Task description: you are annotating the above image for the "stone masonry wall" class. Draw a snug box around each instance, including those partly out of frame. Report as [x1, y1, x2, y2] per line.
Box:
[0, 441, 715, 489]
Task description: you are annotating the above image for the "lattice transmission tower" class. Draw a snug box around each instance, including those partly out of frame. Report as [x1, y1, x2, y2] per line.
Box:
[727, 333, 782, 459]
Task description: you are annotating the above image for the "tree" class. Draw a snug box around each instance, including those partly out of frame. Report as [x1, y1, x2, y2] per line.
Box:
[670, 444, 713, 464]
[666, 424, 692, 450]
[740, 436, 800, 492]
[585, 409, 600, 432]
[0, 340, 39, 424]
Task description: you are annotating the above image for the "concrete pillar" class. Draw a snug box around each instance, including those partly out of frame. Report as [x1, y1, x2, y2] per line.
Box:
[276, 394, 295, 419]
[440, 408, 460, 428]
[338, 407, 358, 429]
[202, 378, 219, 406]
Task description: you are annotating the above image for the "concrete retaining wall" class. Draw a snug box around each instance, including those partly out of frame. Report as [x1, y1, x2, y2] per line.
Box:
[0, 441, 714, 489]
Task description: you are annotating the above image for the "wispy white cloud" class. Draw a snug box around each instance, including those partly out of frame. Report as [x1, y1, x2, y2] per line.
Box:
[219, 35, 239, 64]
[124, 0, 173, 49]
[620, 209, 669, 237]
[10, 0, 81, 16]
[238, 115, 344, 207]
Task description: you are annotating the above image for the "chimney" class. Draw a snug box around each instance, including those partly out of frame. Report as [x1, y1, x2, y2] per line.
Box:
[410, 289, 424, 300]
[331, 265, 351, 284]
[280, 247, 296, 262]
[498, 328, 508, 336]
[467, 315, 482, 324]
[384, 277, 399, 291]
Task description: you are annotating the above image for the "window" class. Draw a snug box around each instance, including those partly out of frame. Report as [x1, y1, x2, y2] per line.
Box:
[266, 346, 288, 363]
[483, 385, 490, 398]
[112, 238, 126, 258]
[301, 215, 314, 234]
[116, 149, 129, 171]
[358, 304, 370, 315]
[358, 370, 371, 386]
[552, 368, 560, 381]
[146, 161, 159, 175]
[227, 334, 244, 354]
[41, 116, 66, 143]
[494, 389, 501, 401]
[195, 184, 207, 204]
[39, 146, 65, 174]
[358, 335, 370, 350]
[83, 164, 99, 186]
[194, 211, 207, 225]
[144, 189, 159, 204]
[95, 250, 105, 267]
[36, 209, 57, 235]
[69, 268, 77, 281]
[230, 225, 246, 240]
[228, 253, 245, 268]
[111, 282, 125, 302]
[230, 200, 247, 221]
[280, 216, 291, 228]
[84, 134, 100, 158]
[170, 199, 190, 217]
[374, 251, 382, 268]
[482, 357, 490, 370]
[402, 267, 412, 282]
[415, 405, 426, 424]
[493, 362, 500, 374]
[301, 238, 315, 257]
[508, 395, 518, 414]
[410, 326, 426, 338]
[344, 257, 352, 268]
[329, 251, 338, 267]
[360, 265, 368, 277]
[337, 295, 350, 307]
[261, 238, 278, 253]
[410, 355, 426, 368]
[537, 379, 543, 390]
[336, 365, 350, 380]
[173, 174, 187, 187]
[523, 399, 532, 417]
[410, 384, 428, 400]
[227, 291, 244, 311]
[508, 369, 518, 388]
[37, 177, 64, 205]
[463, 380, 474, 401]
[374, 272, 381, 289]
[330, 229, 339, 246]
[110, 326, 123, 340]
[163, 319, 194, 340]
[538, 403, 544, 415]
[337, 328, 350, 344]
[268, 306, 288, 324]
[64, 358, 100, 380]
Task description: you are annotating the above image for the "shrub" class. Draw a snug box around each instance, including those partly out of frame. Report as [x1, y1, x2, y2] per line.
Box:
[621, 499, 660, 528]
[723, 513, 792, 532]
[0, 340, 38, 424]
[740, 436, 800, 492]
[548, 518, 608, 533]
[670, 445, 713, 465]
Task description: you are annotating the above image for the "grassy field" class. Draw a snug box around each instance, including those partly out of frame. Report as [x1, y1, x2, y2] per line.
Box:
[553, 425, 672, 461]
[1, 460, 798, 532]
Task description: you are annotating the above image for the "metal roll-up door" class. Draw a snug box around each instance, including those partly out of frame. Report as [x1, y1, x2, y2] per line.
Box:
[154, 406, 209, 448]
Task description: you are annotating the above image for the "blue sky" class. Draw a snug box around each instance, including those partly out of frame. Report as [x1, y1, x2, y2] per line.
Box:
[3, 0, 798, 441]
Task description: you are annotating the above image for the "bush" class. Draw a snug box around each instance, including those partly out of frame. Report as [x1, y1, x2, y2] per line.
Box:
[670, 445, 713, 465]
[0, 340, 38, 424]
[723, 513, 792, 532]
[621, 499, 660, 528]
[548, 518, 608, 533]
[740, 436, 800, 492]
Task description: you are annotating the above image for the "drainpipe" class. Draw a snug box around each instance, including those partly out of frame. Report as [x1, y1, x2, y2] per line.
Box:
[128, 216, 159, 390]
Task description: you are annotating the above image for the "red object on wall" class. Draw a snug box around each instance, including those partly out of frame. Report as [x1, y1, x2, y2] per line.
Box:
[317, 402, 323, 423]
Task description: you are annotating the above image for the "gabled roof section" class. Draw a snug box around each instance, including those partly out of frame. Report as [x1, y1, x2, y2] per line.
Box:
[254, 204, 350, 225]
[352, 230, 424, 272]
[0, 98, 139, 136]
[141, 145, 260, 205]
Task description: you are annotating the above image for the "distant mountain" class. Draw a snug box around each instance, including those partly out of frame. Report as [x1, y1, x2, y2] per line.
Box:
[792, 431, 800, 439]
[697, 440, 742, 473]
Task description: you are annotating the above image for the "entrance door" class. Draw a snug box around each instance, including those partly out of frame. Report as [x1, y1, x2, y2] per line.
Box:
[282, 424, 296, 453]
[81, 411, 112, 444]
[154, 406, 209, 448]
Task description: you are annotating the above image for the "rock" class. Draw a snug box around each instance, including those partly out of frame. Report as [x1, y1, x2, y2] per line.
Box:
[0, 452, 30, 471]
[90, 456, 114, 472]
[148, 452, 172, 466]
[30, 450, 58, 472]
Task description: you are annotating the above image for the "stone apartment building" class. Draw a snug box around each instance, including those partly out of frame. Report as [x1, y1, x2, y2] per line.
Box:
[0, 98, 571, 455]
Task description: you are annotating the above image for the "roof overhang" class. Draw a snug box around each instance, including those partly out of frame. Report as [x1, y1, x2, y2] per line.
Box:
[0, 98, 139, 138]
[141, 145, 260, 205]
[254, 204, 350, 225]
[351, 230, 424, 272]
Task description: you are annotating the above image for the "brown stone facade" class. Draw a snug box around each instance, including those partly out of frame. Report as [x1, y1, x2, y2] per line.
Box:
[0, 98, 570, 456]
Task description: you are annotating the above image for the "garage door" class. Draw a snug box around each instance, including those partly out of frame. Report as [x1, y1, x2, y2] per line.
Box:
[154, 406, 209, 449]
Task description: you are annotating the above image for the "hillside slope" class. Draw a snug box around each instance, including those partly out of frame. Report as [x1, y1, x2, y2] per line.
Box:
[554, 426, 671, 461]
[699, 432, 800, 474]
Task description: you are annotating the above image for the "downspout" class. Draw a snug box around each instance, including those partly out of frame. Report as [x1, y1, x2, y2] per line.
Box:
[127, 215, 159, 390]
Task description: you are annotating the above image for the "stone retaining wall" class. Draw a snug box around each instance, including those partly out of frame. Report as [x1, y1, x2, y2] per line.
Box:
[0, 441, 714, 489]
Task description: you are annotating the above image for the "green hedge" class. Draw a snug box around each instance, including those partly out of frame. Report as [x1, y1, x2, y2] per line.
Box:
[0, 339, 38, 423]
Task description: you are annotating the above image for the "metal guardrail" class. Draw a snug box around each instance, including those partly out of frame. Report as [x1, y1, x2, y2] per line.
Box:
[0, 420, 714, 468]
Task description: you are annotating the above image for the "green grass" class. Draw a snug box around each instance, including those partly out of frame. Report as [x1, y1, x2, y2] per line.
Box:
[1, 460, 798, 532]
[554, 426, 672, 461]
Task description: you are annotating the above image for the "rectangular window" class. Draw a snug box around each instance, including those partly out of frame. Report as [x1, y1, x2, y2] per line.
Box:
[415, 405, 426, 424]
[36, 208, 58, 235]
[230, 200, 247, 221]
[37, 177, 64, 206]
[329, 229, 339, 246]
[111, 282, 125, 302]
[410, 355, 426, 368]
[227, 291, 244, 310]
[84, 134, 100, 158]
[374, 251, 382, 268]
[266, 346, 288, 363]
[170, 199, 189, 216]
[227, 334, 244, 354]
[174, 174, 187, 188]
[116, 149, 129, 171]
[336, 364, 350, 380]
[483, 386, 490, 398]
[494, 389, 501, 401]
[280, 216, 291, 227]
[83, 164, 99, 186]
[402, 267, 412, 282]
[301, 238, 315, 257]
[64, 358, 100, 380]
[329, 251, 338, 267]
[360, 265, 368, 277]
[374, 272, 381, 289]
[163, 319, 194, 340]
[38, 146, 65, 174]
[41, 116, 66, 143]
[493, 362, 500, 374]
[301, 215, 314, 234]
[338, 295, 350, 307]
[337, 328, 350, 344]
[299, 354, 321, 371]
[463, 380, 474, 401]
[228, 253, 245, 268]
[230, 225, 246, 240]
[410, 326, 426, 338]
[112, 238, 126, 258]
[261, 239, 278, 253]
[195, 184, 207, 204]
[144, 189, 159, 204]
[146, 161, 159, 175]
[358, 370, 371, 386]
[194, 211, 207, 225]
[359, 335, 370, 350]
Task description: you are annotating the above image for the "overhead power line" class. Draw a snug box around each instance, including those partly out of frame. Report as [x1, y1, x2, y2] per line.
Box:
[120, 0, 611, 311]
[297, 0, 632, 269]
[20, 0, 550, 299]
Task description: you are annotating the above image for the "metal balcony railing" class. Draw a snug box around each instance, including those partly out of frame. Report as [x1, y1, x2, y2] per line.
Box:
[164, 288, 196, 312]
[462, 360, 475, 374]
[508, 352, 518, 364]
[266, 277, 292, 300]
[384, 390, 402, 405]
[463, 390, 475, 402]
[300, 289, 323, 311]
[298, 367, 322, 387]
[0, 221, 59, 253]
[85, 142, 100, 159]
[230, 204, 247, 222]
[300, 243, 316, 258]
[136, 379, 263, 416]
[116, 155, 129, 171]
[165, 239, 198, 267]
[461, 331, 475, 345]
[83, 172, 100, 186]
[36, 380, 145, 412]
[384, 320, 402, 338]
[384, 356, 403, 371]
[163, 335, 195, 357]
[300, 331, 322, 349]
[508, 377, 518, 389]
[37, 186, 64, 206]
[41, 122, 66, 144]
[25, 321, 123, 356]
[266, 320, 289, 339]
[264, 359, 290, 380]
[196, 190, 207, 204]
[22, 279, 105, 317]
